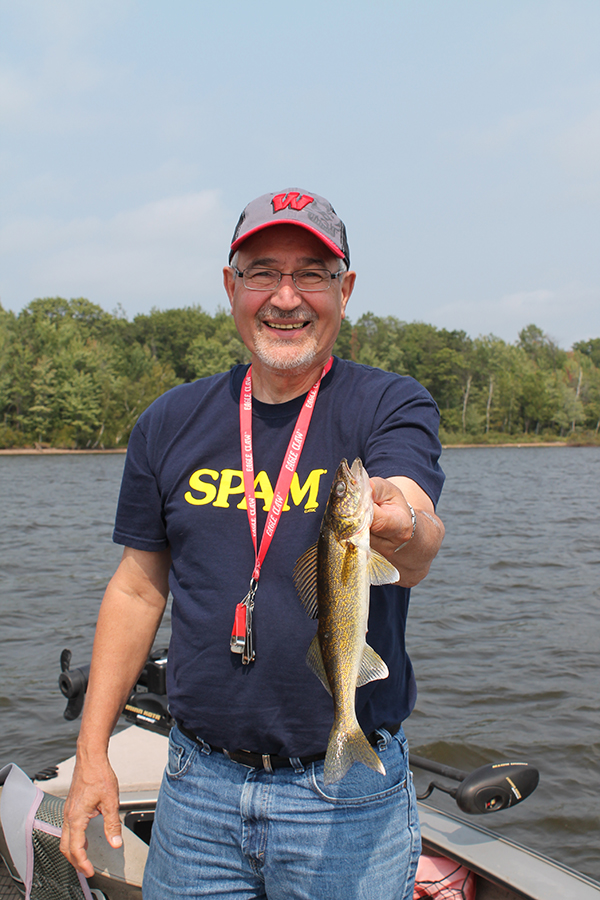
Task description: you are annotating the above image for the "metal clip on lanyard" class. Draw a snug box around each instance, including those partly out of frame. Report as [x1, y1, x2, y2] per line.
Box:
[230, 357, 333, 664]
[230, 578, 257, 664]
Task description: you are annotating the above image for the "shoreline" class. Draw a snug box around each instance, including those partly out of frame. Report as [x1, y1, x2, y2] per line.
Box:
[441, 441, 570, 449]
[1, 441, 596, 456]
[0, 448, 127, 455]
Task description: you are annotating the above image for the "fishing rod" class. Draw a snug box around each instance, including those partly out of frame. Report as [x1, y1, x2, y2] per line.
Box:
[410, 753, 539, 814]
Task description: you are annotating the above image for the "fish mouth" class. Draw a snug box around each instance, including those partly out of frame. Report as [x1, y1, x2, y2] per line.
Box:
[338, 457, 368, 491]
[350, 458, 371, 498]
[350, 458, 364, 482]
[331, 458, 372, 532]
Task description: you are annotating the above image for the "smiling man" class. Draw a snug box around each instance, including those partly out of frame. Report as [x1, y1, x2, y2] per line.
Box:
[61, 189, 445, 900]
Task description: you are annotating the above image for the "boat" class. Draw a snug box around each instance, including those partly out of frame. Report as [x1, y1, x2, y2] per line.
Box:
[1, 650, 599, 900]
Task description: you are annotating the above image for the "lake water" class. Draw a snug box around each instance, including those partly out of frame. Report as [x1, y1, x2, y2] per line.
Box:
[0, 448, 599, 881]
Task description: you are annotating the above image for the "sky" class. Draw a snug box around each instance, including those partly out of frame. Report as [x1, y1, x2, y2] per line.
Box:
[1, 0, 599, 349]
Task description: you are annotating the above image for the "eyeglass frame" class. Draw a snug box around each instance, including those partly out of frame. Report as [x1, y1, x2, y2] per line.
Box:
[231, 265, 346, 292]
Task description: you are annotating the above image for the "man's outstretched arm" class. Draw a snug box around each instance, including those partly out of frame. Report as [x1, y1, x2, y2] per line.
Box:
[370, 476, 445, 588]
[60, 546, 171, 876]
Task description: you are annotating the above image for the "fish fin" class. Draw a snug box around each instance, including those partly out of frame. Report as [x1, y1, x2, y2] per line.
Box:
[293, 543, 319, 618]
[346, 521, 371, 549]
[306, 634, 332, 695]
[367, 549, 399, 586]
[356, 643, 389, 688]
[324, 724, 386, 785]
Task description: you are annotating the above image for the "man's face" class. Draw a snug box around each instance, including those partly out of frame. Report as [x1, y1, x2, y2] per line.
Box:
[224, 224, 355, 374]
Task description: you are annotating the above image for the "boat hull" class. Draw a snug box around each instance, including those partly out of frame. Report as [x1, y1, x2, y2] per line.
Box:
[2, 726, 600, 900]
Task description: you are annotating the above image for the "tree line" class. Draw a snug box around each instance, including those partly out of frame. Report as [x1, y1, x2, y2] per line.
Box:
[1, 297, 599, 449]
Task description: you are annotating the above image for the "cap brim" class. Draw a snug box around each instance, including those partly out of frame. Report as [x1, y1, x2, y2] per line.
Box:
[229, 220, 345, 262]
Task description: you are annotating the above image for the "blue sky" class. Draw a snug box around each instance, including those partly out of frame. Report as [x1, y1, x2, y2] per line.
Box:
[1, 0, 599, 347]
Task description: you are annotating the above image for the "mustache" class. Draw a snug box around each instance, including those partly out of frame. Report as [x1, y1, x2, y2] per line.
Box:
[257, 304, 317, 322]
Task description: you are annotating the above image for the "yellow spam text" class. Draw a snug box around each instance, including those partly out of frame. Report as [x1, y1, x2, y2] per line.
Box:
[184, 468, 328, 512]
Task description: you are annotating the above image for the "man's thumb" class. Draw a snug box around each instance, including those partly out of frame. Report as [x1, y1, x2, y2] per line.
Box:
[103, 811, 123, 848]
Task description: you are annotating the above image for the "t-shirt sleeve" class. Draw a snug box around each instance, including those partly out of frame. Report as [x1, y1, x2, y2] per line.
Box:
[112, 419, 169, 551]
[364, 376, 445, 507]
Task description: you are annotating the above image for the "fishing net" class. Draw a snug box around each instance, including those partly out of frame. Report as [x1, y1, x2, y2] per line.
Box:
[30, 794, 93, 900]
[0, 763, 95, 900]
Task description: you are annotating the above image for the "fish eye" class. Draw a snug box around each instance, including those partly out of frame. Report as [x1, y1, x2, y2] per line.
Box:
[334, 481, 346, 497]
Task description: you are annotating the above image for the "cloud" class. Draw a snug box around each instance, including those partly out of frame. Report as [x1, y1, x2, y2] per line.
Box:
[0, 190, 235, 315]
[460, 110, 546, 156]
[0, 0, 131, 136]
[0, 68, 33, 121]
[556, 108, 600, 202]
[429, 284, 598, 348]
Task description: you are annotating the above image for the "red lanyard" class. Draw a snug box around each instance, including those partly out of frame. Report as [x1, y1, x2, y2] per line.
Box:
[231, 356, 333, 663]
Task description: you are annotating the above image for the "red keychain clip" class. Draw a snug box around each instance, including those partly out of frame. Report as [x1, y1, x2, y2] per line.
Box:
[230, 578, 257, 663]
[230, 603, 247, 653]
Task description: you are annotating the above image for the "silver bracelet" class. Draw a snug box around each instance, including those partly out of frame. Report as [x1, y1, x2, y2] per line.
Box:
[394, 502, 417, 553]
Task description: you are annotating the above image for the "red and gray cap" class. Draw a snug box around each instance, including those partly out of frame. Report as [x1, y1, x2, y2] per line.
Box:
[229, 189, 350, 268]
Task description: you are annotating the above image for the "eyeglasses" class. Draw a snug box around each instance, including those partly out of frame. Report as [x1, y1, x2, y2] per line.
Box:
[232, 266, 344, 292]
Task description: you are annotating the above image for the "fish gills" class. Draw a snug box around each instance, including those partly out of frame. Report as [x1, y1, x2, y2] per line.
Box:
[294, 458, 399, 784]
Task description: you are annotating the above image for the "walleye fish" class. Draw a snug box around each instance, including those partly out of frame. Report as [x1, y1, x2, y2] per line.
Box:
[293, 458, 399, 784]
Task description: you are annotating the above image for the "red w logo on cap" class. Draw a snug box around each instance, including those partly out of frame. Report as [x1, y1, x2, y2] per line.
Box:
[271, 192, 314, 212]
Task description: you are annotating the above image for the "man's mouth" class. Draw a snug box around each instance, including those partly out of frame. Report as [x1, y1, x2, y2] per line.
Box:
[263, 321, 310, 331]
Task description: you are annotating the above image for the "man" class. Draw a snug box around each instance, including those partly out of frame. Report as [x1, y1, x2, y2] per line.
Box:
[61, 189, 445, 899]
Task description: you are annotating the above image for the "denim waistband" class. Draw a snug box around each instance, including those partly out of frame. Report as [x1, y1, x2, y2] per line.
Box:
[176, 721, 401, 772]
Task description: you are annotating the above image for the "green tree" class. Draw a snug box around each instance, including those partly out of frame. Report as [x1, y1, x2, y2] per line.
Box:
[185, 310, 250, 379]
[471, 336, 510, 434]
[128, 306, 215, 381]
[2, 297, 599, 448]
[347, 314, 407, 374]
[518, 324, 566, 373]
[572, 337, 600, 368]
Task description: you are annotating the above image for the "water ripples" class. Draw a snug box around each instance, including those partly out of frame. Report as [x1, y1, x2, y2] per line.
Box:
[1, 448, 599, 879]
[406, 447, 600, 879]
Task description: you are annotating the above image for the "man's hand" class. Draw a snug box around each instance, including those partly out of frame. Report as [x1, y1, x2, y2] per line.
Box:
[370, 476, 444, 587]
[60, 753, 122, 877]
[58, 546, 171, 876]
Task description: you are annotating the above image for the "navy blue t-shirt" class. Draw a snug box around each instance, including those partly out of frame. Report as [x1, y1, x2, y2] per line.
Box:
[113, 357, 444, 757]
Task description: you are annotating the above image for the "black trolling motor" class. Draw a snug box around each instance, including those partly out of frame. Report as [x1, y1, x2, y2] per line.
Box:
[58, 647, 173, 735]
[58, 649, 90, 720]
[410, 753, 539, 814]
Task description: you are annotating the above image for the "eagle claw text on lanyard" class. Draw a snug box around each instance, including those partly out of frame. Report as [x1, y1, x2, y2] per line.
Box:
[230, 357, 333, 664]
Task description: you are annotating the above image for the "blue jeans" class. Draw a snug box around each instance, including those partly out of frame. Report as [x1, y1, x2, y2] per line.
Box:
[142, 723, 421, 900]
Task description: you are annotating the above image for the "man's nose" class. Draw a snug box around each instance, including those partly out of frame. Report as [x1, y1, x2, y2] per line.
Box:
[270, 274, 304, 309]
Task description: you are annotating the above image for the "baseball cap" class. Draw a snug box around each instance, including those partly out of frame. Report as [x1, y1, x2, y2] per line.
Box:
[229, 189, 350, 268]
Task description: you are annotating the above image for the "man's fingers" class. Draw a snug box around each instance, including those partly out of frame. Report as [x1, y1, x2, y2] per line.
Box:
[370, 476, 399, 504]
[69, 843, 95, 879]
[60, 818, 95, 877]
[370, 478, 410, 531]
[60, 760, 122, 875]
[102, 806, 123, 849]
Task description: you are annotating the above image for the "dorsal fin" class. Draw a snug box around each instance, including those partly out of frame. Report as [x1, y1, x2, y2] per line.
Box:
[293, 542, 319, 619]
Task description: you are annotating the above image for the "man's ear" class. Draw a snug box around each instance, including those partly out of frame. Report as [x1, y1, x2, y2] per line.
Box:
[223, 266, 236, 307]
[340, 270, 356, 319]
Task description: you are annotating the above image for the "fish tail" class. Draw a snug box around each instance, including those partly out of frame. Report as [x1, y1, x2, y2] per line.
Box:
[323, 724, 386, 785]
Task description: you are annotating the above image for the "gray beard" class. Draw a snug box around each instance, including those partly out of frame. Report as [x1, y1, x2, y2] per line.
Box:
[252, 307, 319, 372]
[252, 329, 319, 372]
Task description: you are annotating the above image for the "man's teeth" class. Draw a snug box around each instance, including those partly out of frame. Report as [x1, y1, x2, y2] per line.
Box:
[267, 322, 306, 330]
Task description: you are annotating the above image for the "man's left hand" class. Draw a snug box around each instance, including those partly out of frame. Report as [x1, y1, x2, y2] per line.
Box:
[370, 476, 445, 588]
